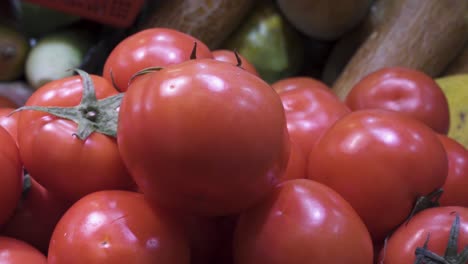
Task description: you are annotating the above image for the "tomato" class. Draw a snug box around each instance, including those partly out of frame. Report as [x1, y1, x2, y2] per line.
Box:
[0, 107, 19, 144]
[212, 49, 259, 76]
[437, 134, 468, 207]
[0, 95, 18, 108]
[307, 109, 448, 243]
[103, 28, 213, 92]
[0, 236, 47, 263]
[17, 74, 134, 202]
[345, 67, 450, 134]
[271, 77, 350, 157]
[118, 58, 290, 216]
[2, 177, 72, 254]
[379, 206, 468, 263]
[0, 126, 22, 226]
[233, 179, 374, 264]
[48, 190, 190, 264]
[278, 139, 306, 182]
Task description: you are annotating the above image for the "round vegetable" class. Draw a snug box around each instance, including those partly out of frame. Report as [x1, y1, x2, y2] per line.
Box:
[308, 109, 448, 243]
[234, 179, 374, 264]
[0, 236, 47, 263]
[48, 190, 190, 264]
[212, 49, 259, 76]
[103, 28, 213, 92]
[118, 58, 290, 216]
[0, 126, 22, 226]
[0, 107, 19, 144]
[272, 77, 350, 157]
[437, 134, 468, 207]
[379, 206, 468, 263]
[16, 71, 134, 202]
[345, 67, 450, 134]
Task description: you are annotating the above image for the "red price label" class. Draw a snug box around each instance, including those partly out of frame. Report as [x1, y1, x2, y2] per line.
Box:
[24, 0, 145, 28]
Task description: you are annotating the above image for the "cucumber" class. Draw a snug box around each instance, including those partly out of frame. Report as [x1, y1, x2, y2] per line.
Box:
[25, 29, 94, 89]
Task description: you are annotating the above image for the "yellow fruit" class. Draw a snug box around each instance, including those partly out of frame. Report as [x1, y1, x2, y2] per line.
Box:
[435, 74, 468, 148]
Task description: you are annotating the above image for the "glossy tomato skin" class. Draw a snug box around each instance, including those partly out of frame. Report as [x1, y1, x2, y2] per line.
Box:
[278, 139, 306, 182]
[118, 58, 290, 216]
[2, 177, 72, 254]
[234, 179, 374, 264]
[17, 75, 134, 202]
[307, 109, 448, 243]
[272, 77, 350, 157]
[437, 135, 468, 207]
[48, 190, 190, 264]
[0, 236, 47, 263]
[0, 126, 22, 226]
[345, 67, 450, 134]
[0, 107, 19, 144]
[380, 206, 468, 263]
[103, 28, 213, 92]
[211, 49, 259, 76]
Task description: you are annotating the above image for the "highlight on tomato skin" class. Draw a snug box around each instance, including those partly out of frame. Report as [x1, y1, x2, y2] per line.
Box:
[103, 28, 213, 92]
[307, 109, 448, 244]
[117, 58, 290, 217]
[47, 190, 191, 264]
[271, 76, 351, 158]
[345, 67, 450, 135]
[0, 236, 47, 263]
[233, 179, 374, 264]
[437, 134, 468, 207]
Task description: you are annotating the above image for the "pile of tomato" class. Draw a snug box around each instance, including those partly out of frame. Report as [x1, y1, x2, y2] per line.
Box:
[0, 28, 467, 264]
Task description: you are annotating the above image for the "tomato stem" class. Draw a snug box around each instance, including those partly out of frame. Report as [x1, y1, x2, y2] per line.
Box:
[189, 41, 198, 60]
[11, 69, 123, 140]
[413, 212, 468, 264]
[406, 188, 444, 224]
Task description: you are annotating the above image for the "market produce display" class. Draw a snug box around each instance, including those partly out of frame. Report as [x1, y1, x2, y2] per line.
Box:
[0, 0, 467, 263]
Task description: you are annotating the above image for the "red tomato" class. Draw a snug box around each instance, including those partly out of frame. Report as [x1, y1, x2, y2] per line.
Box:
[379, 206, 468, 263]
[272, 77, 350, 157]
[345, 67, 450, 134]
[234, 179, 374, 264]
[48, 190, 190, 264]
[307, 109, 448, 243]
[0, 236, 47, 263]
[2, 177, 72, 254]
[437, 135, 468, 207]
[17, 74, 134, 202]
[0, 96, 18, 108]
[103, 28, 213, 92]
[118, 58, 290, 216]
[212, 49, 259, 76]
[0, 107, 19, 144]
[279, 139, 306, 182]
[0, 126, 22, 226]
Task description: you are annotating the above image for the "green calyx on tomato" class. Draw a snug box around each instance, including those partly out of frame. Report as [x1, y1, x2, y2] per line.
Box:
[414, 213, 468, 264]
[12, 69, 123, 140]
[406, 188, 444, 224]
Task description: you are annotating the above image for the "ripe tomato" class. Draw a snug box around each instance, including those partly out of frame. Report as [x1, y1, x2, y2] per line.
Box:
[212, 49, 259, 76]
[17, 74, 134, 202]
[0, 95, 18, 108]
[0, 126, 22, 226]
[118, 58, 290, 216]
[278, 139, 306, 182]
[234, 179, 374, 264]
[103, 28, 213, 92]
[345, 67, 450, 134]
[2, 177, 72, 254]
[379, 206, 468, 263]
[272, 77, 350, 157]
[0, 107, 19, 144]
[0, 236, 47, 263]
[307, 109, 448, 243]
[48, 190, 190, 264]
[437, 134, 468, 207]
